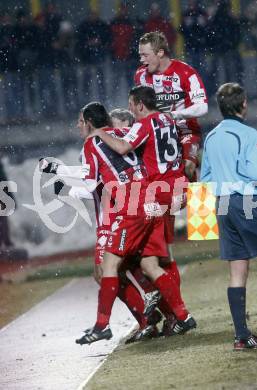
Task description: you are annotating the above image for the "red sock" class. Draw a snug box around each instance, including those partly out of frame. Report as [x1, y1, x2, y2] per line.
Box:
[158, 298, 174, 319]
[154, 272, 188, 321]
[118, 283, 147, 329]
[164, 260, 181, 287]
[157, 261, 180, 318]
[95, 276, 119, 329]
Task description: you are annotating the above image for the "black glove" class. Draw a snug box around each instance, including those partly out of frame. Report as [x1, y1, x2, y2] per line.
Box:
[39, 158, 59, 174]
[54, 180, 65, 195]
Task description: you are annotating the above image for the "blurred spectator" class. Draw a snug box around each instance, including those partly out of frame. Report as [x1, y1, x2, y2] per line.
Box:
[13, 9, 39, 118]
[242, 2, 257, 51]
[0, 158, 13, 249]
[130, 17, 145, 76]
[75, 10, 110, 104]
[54, 21, 78, 115]
[144, 2, 176, 54]
[241, 1, 257, 97]
[207, 0, 243, 96]
[0, 12, 24, 123]
[44, 2, 63, 39]
[110, 4, 134, 105]
[180, 1, 208, 81]
[35, 4, 62, 118]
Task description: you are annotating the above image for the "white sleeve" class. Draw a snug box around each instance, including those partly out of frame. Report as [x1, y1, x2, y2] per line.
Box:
[56, 164, 90, 179]
[69, 185, 94, 200]
[56, 164, 97, 193]
[171, 102, 208, 120]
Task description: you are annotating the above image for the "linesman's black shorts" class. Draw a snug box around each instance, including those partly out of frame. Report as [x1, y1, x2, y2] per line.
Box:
[216, 194, 257, 260]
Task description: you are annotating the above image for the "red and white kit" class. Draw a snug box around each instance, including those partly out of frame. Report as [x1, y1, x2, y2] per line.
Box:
[93, 184, 117, 265]
[123, 111, 188, 243]
[84, 127, 146, 216]
[123, 112, 187, 206]
[83, 127, 168, 259]
[134, 60, 208, 164]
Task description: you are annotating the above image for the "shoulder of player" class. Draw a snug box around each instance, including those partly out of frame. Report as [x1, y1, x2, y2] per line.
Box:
[231, 121, 257, 139]
[135, 65, 147, 80]
[219, 119, 254, 133]
[83, 136, 99, 155]
[135, 64, 147, 74]
[138, 113, 163, 129]
[204, 120, 229, 145]
[170, 59, 197, 74]
[151, 111, 174, 126]
[84, 138, 93, 149]
[124, 121, 144, 138]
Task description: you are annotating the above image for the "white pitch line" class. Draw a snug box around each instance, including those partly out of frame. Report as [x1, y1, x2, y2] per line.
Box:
[0, 277, 136, 390]
[1, 265, 188, 390]
[76, 321, 136, 390]
[0, 279, 78, 334]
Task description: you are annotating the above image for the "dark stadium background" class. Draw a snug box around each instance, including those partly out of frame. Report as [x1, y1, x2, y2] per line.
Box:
[0, 0, 256, 260]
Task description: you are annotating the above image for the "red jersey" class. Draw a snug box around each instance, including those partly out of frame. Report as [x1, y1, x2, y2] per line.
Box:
[123, 112, 187, 212]
[123, 112, 183, 180]
[83, 127, 147, 217]
[134, 60, 207, 137]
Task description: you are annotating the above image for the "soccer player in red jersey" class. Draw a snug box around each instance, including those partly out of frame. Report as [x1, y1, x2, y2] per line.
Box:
[72, 102, 193, 345]
[40, 108, 160, 341]
[90, 87, 196, 337]
[134, 31, 208, 183]
[134, 31, 208, 290]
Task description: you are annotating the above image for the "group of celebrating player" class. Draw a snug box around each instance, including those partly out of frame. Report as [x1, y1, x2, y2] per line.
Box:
[40, 30, 208, 345]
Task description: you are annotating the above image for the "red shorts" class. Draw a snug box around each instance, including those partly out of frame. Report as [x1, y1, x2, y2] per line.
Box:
[95, 210, 117, 264]
[95, 218, 173, 262]
[105, 215, 168, 258]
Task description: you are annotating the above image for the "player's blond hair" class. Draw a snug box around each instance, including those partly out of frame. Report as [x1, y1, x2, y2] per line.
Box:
[139, 31, 170, 56]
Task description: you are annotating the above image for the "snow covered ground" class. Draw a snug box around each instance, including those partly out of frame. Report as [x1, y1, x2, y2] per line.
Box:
[0, 277, 136, 390]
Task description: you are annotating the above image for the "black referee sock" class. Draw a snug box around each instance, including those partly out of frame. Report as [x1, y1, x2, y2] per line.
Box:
[227, 287, 251, 339]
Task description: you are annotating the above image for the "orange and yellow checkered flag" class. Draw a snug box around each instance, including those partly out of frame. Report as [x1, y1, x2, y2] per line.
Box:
[187, 182, 219, 240]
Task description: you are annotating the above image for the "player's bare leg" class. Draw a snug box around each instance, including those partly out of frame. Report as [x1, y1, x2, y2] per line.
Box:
[93, 264, 103, 285]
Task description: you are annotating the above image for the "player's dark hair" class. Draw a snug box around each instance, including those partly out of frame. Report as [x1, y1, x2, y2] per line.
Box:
[139, 31, 170, 56]
[129, 86, 157, 110]
[216, 83, 246, 117]
[82, 102, 112, 128]
[109, 109, 135, 127]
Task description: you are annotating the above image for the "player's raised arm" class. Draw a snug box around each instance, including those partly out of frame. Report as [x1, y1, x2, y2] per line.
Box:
[39, 158, 90, 180]
[39, 157, 97, 192]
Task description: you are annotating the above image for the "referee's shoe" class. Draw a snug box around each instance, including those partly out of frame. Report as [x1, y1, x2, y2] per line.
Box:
[234, 334, 257, 350]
